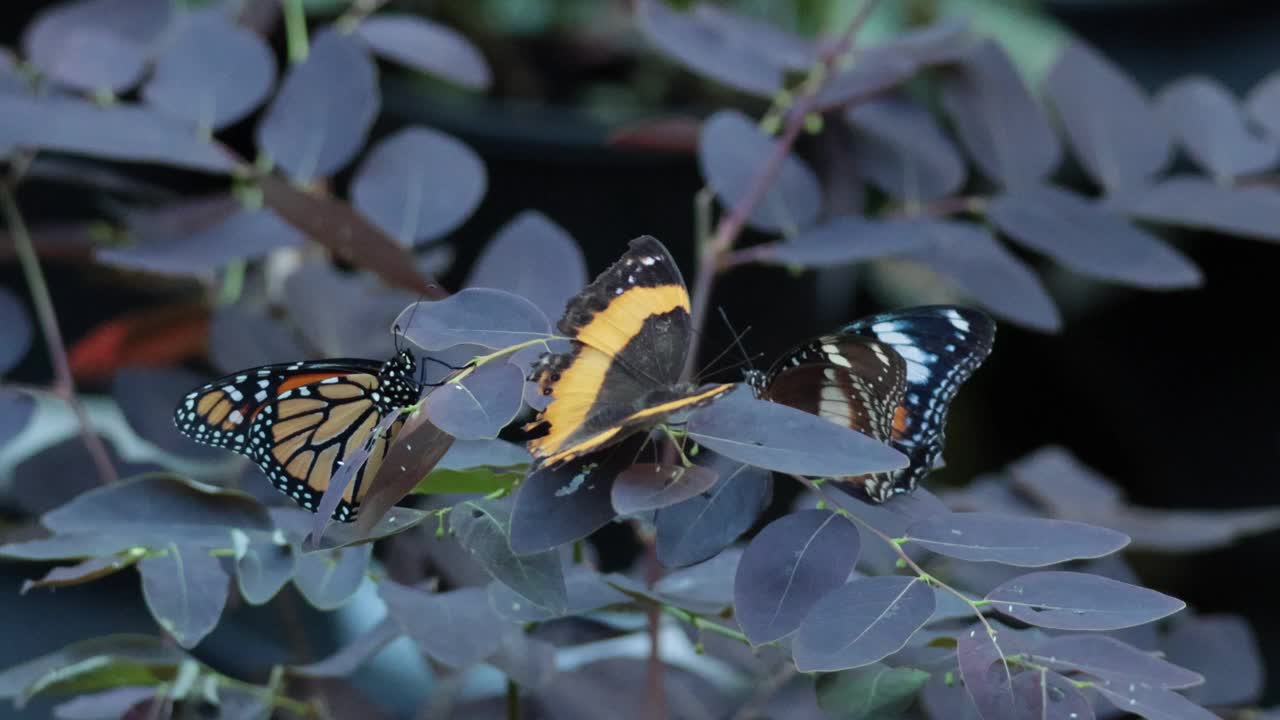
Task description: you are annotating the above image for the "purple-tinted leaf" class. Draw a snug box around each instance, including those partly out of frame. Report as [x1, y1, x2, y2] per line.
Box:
[792, 576, 934, 672]
[488, 566, 630, 622]
[1156, 76, 1279, 179]
[439, 438, 531, 471]
[466, 211, 588, 320]
[1012, 669, 1095, 720]
[987, 572, 1184, 631]
[897, 219, 1062, 332]
[256, 29, 378, 181]
[44, 473, 271, 541]
[51, 687, 157, 720]
[0, 635, 181, 703]
[489, 630, 557, 688]
[396, 289, 552, 351]
[1112, 505, 1280, 553]
[1120, 174, 1280, 243]
[138, 542, 229, 648]
[142, 12, 276, 131]
[1045, 42, 1171, 192]
[355, 14, 491, 90]
[939, 41, 1061, 188]
[283, 260, 407, 359]
[957, 622, 1026, 720]
[1007, 446, 1124, 519]
[113, 367, 225, 461]
[423, 361, 525, 440]
[0, 390, 33, 446]
[655, 452, 772, 568]
[1028, 635, 1202, 690]
[230, 529, 294, 606]
[98, 197, 302, 275]
[1093, 681, 1217, 720]
[921, 674, 984, 720]
[21, 0, 167, 93]
[452, 496, 568, 614]
[815, 19, 975, 111]
[699, 109, 822, 233]
[766, 215, 931, 268]
[687, 386, 908, 477]
[734, 509, 860, 645]
[0, 533, 153, 562]
[1245, 70, 1280, 140]
[20, 553, 140, 594]
[350, 126, 486, 246]
[611, 462, 719, 515]
[291, 617, 401, 677]
[649, 548, 741, 614]
[987, 186, 1200, 288]
[815, 662, 931, 719]
[635, 0, 785, 96]
[0, 287, 31, 375]
[293, 544, 371, 611]
[509, 441, 631, 554]
[356, 409, 454, 535]
[827, 483, 952, 539]
[1164, 614, 1263, 706]
[1, 96, 236, 172]
[380, 582, 507, 668]
[309, 508, 431, 552]
[905, 512, 1128, 567]
[847, 95, 966, 201]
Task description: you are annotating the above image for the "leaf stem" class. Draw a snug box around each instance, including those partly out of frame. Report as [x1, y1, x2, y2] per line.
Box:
[0, 184, 118, 484]
[506, 677, 520, 720]
[660, 605, 750, 644]
[282, 0, 310, 64]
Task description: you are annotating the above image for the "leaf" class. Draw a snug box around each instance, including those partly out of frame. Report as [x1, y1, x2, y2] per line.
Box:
[792, 576, 935, 672]
[766, 215, 931, 268]
[350, 126, 486, 246]
[0, 533, 153, 562]
[451, 496, 568, 614]
[939, 40, 1060, 188]
[611, 462, 719, 515]
[308, 507, 431, 552]
[256, 29, 378, 181]
[291, 617, 401, 678]
[698, 109, 822, 233]
[423, 361, 525, 440]
[1006, 446, 1125, 519]
[986, 571, 1185, 630]
[21, 554, 140, 594]
[1027, 635, 1202, 690]
[138, 542, 229, 648]
[895, 219, 1061, 332]
[356, 409, 454, 535]
[98, 197, 303, 275]
[1120, 174, 1280, 243]
[650, 547, 741, 614]
[487, 566, 631, 622]
[1164, 614, 1263, 706]
[815, 663, 930, 720]
[815, 19, 974, 110]
[51, 687, 157, 720]
[230, 529, 295, 606]
[21, 0, 165, 93]
[141, 12, 276, 131]
[987, 186, 1201, 289]
[488, 631, 557, 689]
[208, 304, 308, 376]
[1045, 42, 1170, 192]
[354, 14, 491, 90]
[466, 211, 588, 321]
[0, 96, 237, 172]
[415, 467, 523, 496]
[956, 622, 1024, 720]
[1, 286, 32, 375]
[655, 451, 772, 568]
[396, 289, 552, 351]
[1156, 75, 1279, 179]
[903, 512, 1129, 567]
[1093, 681, 1218, 720]
[734, 509, 860, 645]
[380, 582, 508, 668]
[509, 442, 631, 555]
[292, 544, 371, 611]
[1011, 669, 1094, 720]
[846, 95, 966, 202]
[0, 635, 183, 703]
[1245, 69, 1280, 140]
[685, 386, 908, 477]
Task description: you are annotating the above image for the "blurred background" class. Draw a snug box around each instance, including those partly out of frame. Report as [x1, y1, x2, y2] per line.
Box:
[5, 0, 1280, 716]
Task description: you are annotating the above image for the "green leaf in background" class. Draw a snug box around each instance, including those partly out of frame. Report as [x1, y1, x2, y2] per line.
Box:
[412, 465, 526, 495]
[815, 662, 931, 720]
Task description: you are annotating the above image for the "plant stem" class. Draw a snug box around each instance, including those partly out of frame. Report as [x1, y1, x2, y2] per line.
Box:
[282, 0, 310, 63]
[0, 185, 118, 484]
[660, 605, 750, 644]
[506, 677, 520, 720]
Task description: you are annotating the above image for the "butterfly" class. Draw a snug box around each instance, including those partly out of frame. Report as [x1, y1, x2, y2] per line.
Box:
[746, 305, 995, 502]
[524, 235, 736, 467]
[173, 349, 424, 521]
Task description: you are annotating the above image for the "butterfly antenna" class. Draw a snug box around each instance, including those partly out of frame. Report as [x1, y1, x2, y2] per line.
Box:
[695, 306, 757, 381]
[718, 306, 757, 373]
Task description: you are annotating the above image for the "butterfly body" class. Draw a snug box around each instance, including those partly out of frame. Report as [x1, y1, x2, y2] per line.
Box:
[525, 236, 734, 467]
[749, 306, 994, 502]
[174, 350, 421, 521]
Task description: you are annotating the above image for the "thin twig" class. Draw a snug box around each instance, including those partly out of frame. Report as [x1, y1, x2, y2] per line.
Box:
[1, 184, 118, 484]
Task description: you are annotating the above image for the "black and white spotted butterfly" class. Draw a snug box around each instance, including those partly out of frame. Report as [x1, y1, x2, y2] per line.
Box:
[746, 305, 995, 502]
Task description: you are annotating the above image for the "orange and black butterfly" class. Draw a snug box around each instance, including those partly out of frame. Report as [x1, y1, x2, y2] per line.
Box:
[173, 350, 424, 521]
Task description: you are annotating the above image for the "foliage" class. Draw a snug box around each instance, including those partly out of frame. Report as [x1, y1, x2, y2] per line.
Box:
[3, 0, 1280, 719]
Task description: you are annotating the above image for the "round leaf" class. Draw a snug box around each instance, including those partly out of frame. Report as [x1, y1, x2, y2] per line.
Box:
[816, 663, 931, 720]
[986, 571, 1185, 631]
[904, 512, 1129, 567]
[1121, 175, 1280, 243]
[231, 530, 295, 606]
[355, 14, 491, 90]
[792, 576, 935, 672]
[768, 215, 931, 268]
[451, 496, 568, 614]
[395, 289, 552, 351]
[465, 210, 588, 320]
[380, 583, 507, 668]
[655, 452, 771, 568]
[846, 95, 966, 202]
[423, 361, 525, 440]
[293, 544, 371, 611]
[1156, 75, 1279, 180]
[509, 441, 636, 555]
[635, 0, 788, 97]
[138, 542, 229, 649]
[611, 462, 719, 516]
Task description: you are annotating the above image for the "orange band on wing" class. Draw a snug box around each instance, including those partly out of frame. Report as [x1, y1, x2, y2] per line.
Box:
[277, 372, 355, 394]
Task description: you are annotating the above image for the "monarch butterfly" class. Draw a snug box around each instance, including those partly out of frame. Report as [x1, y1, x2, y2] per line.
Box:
[173, 349, 428, 521]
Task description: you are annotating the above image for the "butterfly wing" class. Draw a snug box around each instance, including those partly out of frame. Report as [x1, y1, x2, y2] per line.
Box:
[526, 235, 732, 467]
